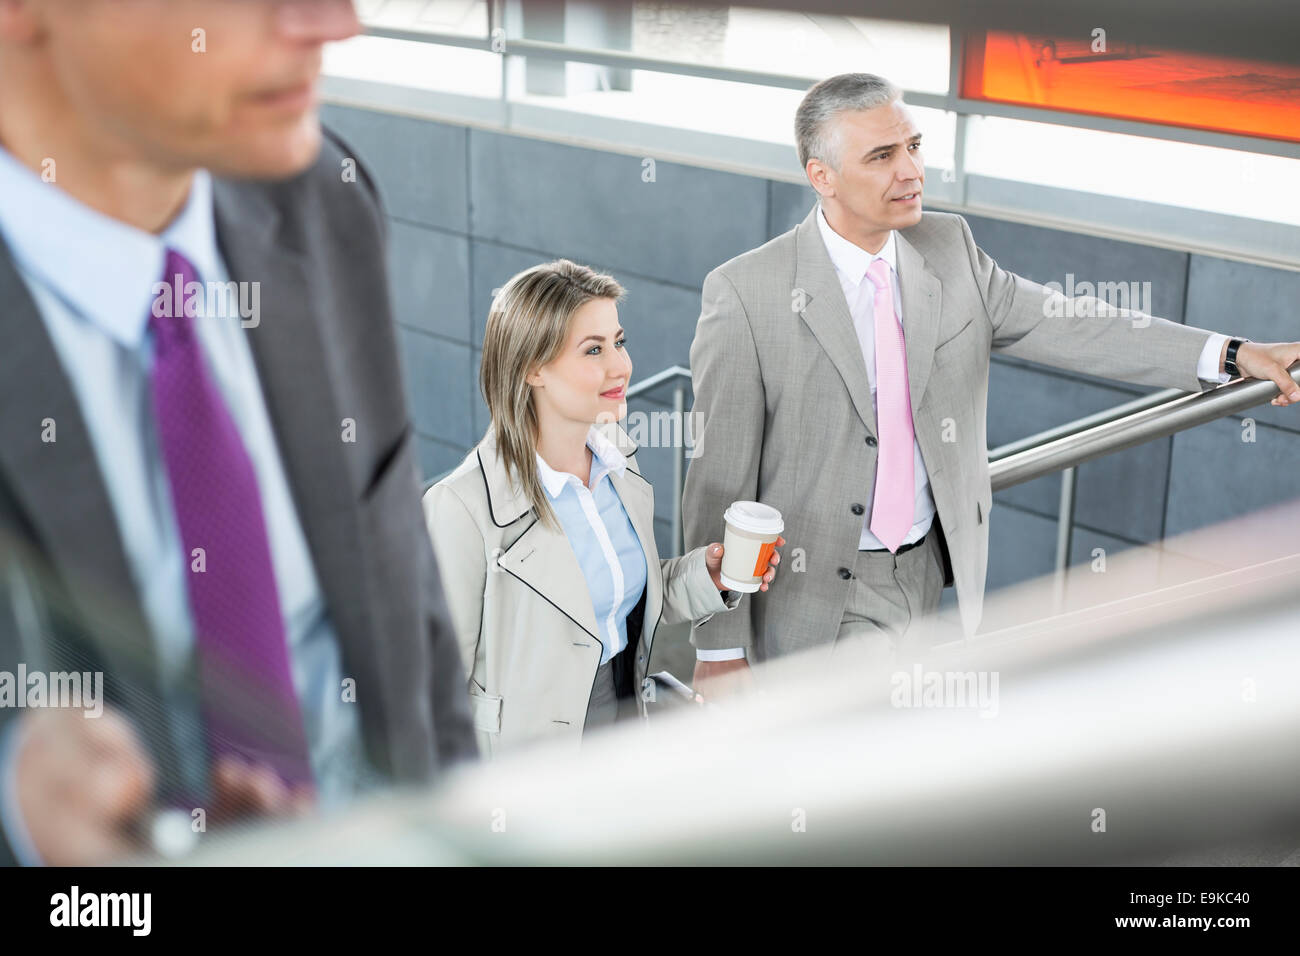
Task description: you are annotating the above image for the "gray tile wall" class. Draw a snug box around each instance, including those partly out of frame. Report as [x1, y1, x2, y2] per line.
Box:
[322, 104, 1300, 598]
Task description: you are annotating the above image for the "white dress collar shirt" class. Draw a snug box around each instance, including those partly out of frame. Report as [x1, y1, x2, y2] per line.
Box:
[535, 424, 628, 497]
[815, 203, 937, 550]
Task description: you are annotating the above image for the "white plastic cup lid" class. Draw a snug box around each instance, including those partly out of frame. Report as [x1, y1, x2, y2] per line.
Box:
[723, 500, 784, 536]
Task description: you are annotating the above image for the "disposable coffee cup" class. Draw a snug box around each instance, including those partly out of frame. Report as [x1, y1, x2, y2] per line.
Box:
[719, 501, 784, 593]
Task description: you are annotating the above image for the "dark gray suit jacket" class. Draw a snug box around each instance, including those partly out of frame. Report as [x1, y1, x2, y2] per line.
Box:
[0, 128, 476, 864]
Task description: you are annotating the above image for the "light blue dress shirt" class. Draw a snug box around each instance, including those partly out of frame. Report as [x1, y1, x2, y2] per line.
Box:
[535, 427, 649, 665]
[0, 145, 377, 864]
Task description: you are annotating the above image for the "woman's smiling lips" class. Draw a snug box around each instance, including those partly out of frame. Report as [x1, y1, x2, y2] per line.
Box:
[600, 386, 625, 400]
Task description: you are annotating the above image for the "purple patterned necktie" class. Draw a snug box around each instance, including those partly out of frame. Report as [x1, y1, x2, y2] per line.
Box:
[148, 248, 314, 790]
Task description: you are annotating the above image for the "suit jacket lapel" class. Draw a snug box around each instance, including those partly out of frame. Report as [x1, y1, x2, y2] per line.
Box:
[212, 181, 397, 768]
[794, 207, 878, 439]
[477, 433, 600, 641]
[793, 206, 947, 429]
[0, 233, 182, 785]
[894, 228, 944, 417]
[480, 423, 661, 647]
[497, 522, 601, 642]
[0, 236, 160, 690]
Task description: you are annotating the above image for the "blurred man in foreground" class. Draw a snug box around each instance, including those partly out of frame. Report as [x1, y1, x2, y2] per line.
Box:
[0, 0, 474, 865]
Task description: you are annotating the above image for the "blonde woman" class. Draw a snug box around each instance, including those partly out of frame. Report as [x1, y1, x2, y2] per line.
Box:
[422, 260, 783, 757]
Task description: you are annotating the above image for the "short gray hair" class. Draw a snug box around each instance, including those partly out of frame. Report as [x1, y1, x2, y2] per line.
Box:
[795, 73, 902, 172]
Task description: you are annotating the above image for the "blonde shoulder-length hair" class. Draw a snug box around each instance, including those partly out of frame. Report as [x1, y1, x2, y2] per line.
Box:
[480, 259, 625, 531]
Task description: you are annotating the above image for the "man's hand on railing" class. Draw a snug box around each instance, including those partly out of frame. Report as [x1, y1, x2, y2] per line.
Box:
[1231, 342, 1300, 406]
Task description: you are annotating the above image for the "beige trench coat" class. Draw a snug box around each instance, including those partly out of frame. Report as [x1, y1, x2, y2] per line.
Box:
[423, 421, 739, 757]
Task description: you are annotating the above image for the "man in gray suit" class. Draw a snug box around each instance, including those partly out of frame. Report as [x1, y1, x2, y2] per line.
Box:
[685, 73, 1300, 693]
[0, 0, 473, 864]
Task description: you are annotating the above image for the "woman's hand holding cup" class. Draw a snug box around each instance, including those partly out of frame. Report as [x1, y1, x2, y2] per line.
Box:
[706, 536, 785, 592]
[715, 501, 785, 594]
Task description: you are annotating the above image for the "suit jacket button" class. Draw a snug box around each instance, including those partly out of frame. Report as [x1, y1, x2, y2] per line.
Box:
[865, 436, 878, 447]
[838, 567, 853, 580]
[850, 503, 864, 515]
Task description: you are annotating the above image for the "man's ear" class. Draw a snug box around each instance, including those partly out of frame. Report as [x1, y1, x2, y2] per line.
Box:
[806, 159, 834, 199]
[0, 0, 42, 44]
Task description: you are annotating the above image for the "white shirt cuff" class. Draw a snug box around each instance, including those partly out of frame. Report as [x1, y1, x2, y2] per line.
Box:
[696, 647, 746, 661]
[0, 719, 44, 866]
[1197, 332, 1231, 384]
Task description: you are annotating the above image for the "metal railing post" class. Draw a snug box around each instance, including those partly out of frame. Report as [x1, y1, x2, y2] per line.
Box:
[672, 382, 686, 556]
[1052, 465, 1077, 613]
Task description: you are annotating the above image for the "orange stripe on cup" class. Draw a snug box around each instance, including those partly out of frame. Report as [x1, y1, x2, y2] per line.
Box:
[751, 540, 776, 577]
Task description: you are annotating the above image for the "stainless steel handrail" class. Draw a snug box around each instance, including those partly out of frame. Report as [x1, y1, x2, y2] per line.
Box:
[989, 363, 1299, 609]
[989, 366, 1300, 490]
[620, 361, 1300, 582]
[986, 386, 1183, 460]
[985, 384, 1184, 596]
[624, 364, 692, 398]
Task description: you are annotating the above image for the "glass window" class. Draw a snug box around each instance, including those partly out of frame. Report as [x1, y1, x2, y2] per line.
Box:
[357, 0, 490, 38]
[509, 4, 949, 93]
[323, 34, 502, 98]
[508, 63, 957, 172]
[964, 114, 1300, 227]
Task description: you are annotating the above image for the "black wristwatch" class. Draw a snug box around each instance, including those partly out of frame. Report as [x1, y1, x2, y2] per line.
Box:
[1224, 337, 1250, 378]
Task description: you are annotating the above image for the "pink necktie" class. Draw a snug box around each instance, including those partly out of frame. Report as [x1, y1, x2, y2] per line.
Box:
[865, 258, 915, 552]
